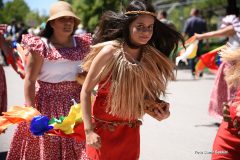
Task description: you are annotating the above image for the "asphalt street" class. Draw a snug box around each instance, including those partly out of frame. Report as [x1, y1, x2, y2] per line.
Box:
[0, 67, 220, 160]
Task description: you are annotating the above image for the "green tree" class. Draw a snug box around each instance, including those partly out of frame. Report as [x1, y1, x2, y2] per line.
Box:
[72, 0, 128, 32]
[0, 0, 30, 23]
[25, 11, 47, 27]
[0, 0, 47, 27]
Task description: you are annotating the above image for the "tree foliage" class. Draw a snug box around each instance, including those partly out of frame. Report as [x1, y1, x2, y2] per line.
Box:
[72, 0, 128, 32]
[0, 0, 30, 23]
[0, 0, 47, 27]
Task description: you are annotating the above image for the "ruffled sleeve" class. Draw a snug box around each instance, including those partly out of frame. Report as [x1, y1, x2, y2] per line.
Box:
[74, 33, 92, 57]
[221, 15, 240, 40]
[21, 34, 47, 58]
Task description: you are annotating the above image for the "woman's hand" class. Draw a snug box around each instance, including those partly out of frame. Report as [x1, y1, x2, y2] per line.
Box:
[222, 102, 231, 122]
[154, 103, 170, 121]
[194, 33, 204, 40]
[85, 130, 101, 149]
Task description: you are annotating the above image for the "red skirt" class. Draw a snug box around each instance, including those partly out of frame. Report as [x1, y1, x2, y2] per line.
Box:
[87, 94, 140, 160]
[212, 121, 240, 160]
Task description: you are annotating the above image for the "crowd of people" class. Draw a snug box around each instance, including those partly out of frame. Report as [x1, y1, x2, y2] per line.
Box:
[0, 0, 240, 160]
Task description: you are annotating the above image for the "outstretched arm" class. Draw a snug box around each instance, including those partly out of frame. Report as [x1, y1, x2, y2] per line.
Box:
[195, 25, 235, 40]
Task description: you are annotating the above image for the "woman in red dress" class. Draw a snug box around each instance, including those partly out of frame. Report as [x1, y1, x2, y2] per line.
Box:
[80, 0, 184, 159]
[0, 25, 7, 114]
[0, 64, 7, 116]
[0, 24, 16, 116]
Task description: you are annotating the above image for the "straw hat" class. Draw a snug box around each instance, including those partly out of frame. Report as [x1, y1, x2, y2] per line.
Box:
[47, 1, 80, 27]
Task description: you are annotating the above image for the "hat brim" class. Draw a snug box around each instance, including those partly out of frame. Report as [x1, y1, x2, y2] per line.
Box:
[47, 10, 80, 26]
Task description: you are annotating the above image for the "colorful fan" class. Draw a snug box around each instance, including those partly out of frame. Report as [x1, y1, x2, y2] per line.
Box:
[0, 100, 85, 142]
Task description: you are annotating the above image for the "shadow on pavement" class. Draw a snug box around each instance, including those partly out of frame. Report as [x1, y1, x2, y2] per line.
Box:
[194, 122, 220, 128]
[0, 152, 7, 160]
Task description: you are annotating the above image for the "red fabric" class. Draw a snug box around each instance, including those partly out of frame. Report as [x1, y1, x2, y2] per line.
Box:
[212, 121, 240, 160]
[230, 106, 237, 120]
[200, 50, 218, 70]
[46, 123, 86, 142]
[0, 65, 7, 116]
[86, 81, 140, 160]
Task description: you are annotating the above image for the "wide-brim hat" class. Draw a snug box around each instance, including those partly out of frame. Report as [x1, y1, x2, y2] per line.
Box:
[47, 1, 80, 27]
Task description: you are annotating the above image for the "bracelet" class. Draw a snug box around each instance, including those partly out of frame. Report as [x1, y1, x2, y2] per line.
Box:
[84, 128, 94, 134]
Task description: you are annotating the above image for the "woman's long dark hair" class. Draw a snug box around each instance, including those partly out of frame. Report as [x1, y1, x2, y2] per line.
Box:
[39, 23, 53, 38]
[94, 0, 184, 57]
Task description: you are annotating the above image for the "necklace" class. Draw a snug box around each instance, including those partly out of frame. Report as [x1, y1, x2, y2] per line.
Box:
[121, 43, 142, 64]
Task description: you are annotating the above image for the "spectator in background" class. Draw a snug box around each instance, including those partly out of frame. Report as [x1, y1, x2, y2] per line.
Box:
[183, 8, 207, 77]
[16, 22, 28, 43]
[7, 20, 19, 41]
[75, 24, 87, 35]
[157, 10, 176, 30]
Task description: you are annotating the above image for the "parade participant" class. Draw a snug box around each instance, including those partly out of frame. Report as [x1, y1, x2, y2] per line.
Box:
[80, 0, 184, 159]
[0, 1, 91, 159]
[195, 6, 240, 120]
[0, 25, 7, 116]
[0, 24, 22, 114]
[211, 48, 240, 160]
[195, 5, 240, 160]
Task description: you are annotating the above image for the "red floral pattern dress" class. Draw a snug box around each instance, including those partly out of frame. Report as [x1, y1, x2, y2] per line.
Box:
[6, 34, 91, 160]
[0, 65, 7, 115]
[86, 80, 141, 160]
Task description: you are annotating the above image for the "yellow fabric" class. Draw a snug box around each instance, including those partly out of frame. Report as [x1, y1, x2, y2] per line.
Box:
[53, 103, 82, 134]
[187, 41, 198, 59]
[176, 40, 198, 65]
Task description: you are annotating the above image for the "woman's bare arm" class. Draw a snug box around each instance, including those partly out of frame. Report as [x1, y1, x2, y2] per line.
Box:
[80, 45, 115, 148]
[24, 52, 43, 107]
[195, 25, 235, 40]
